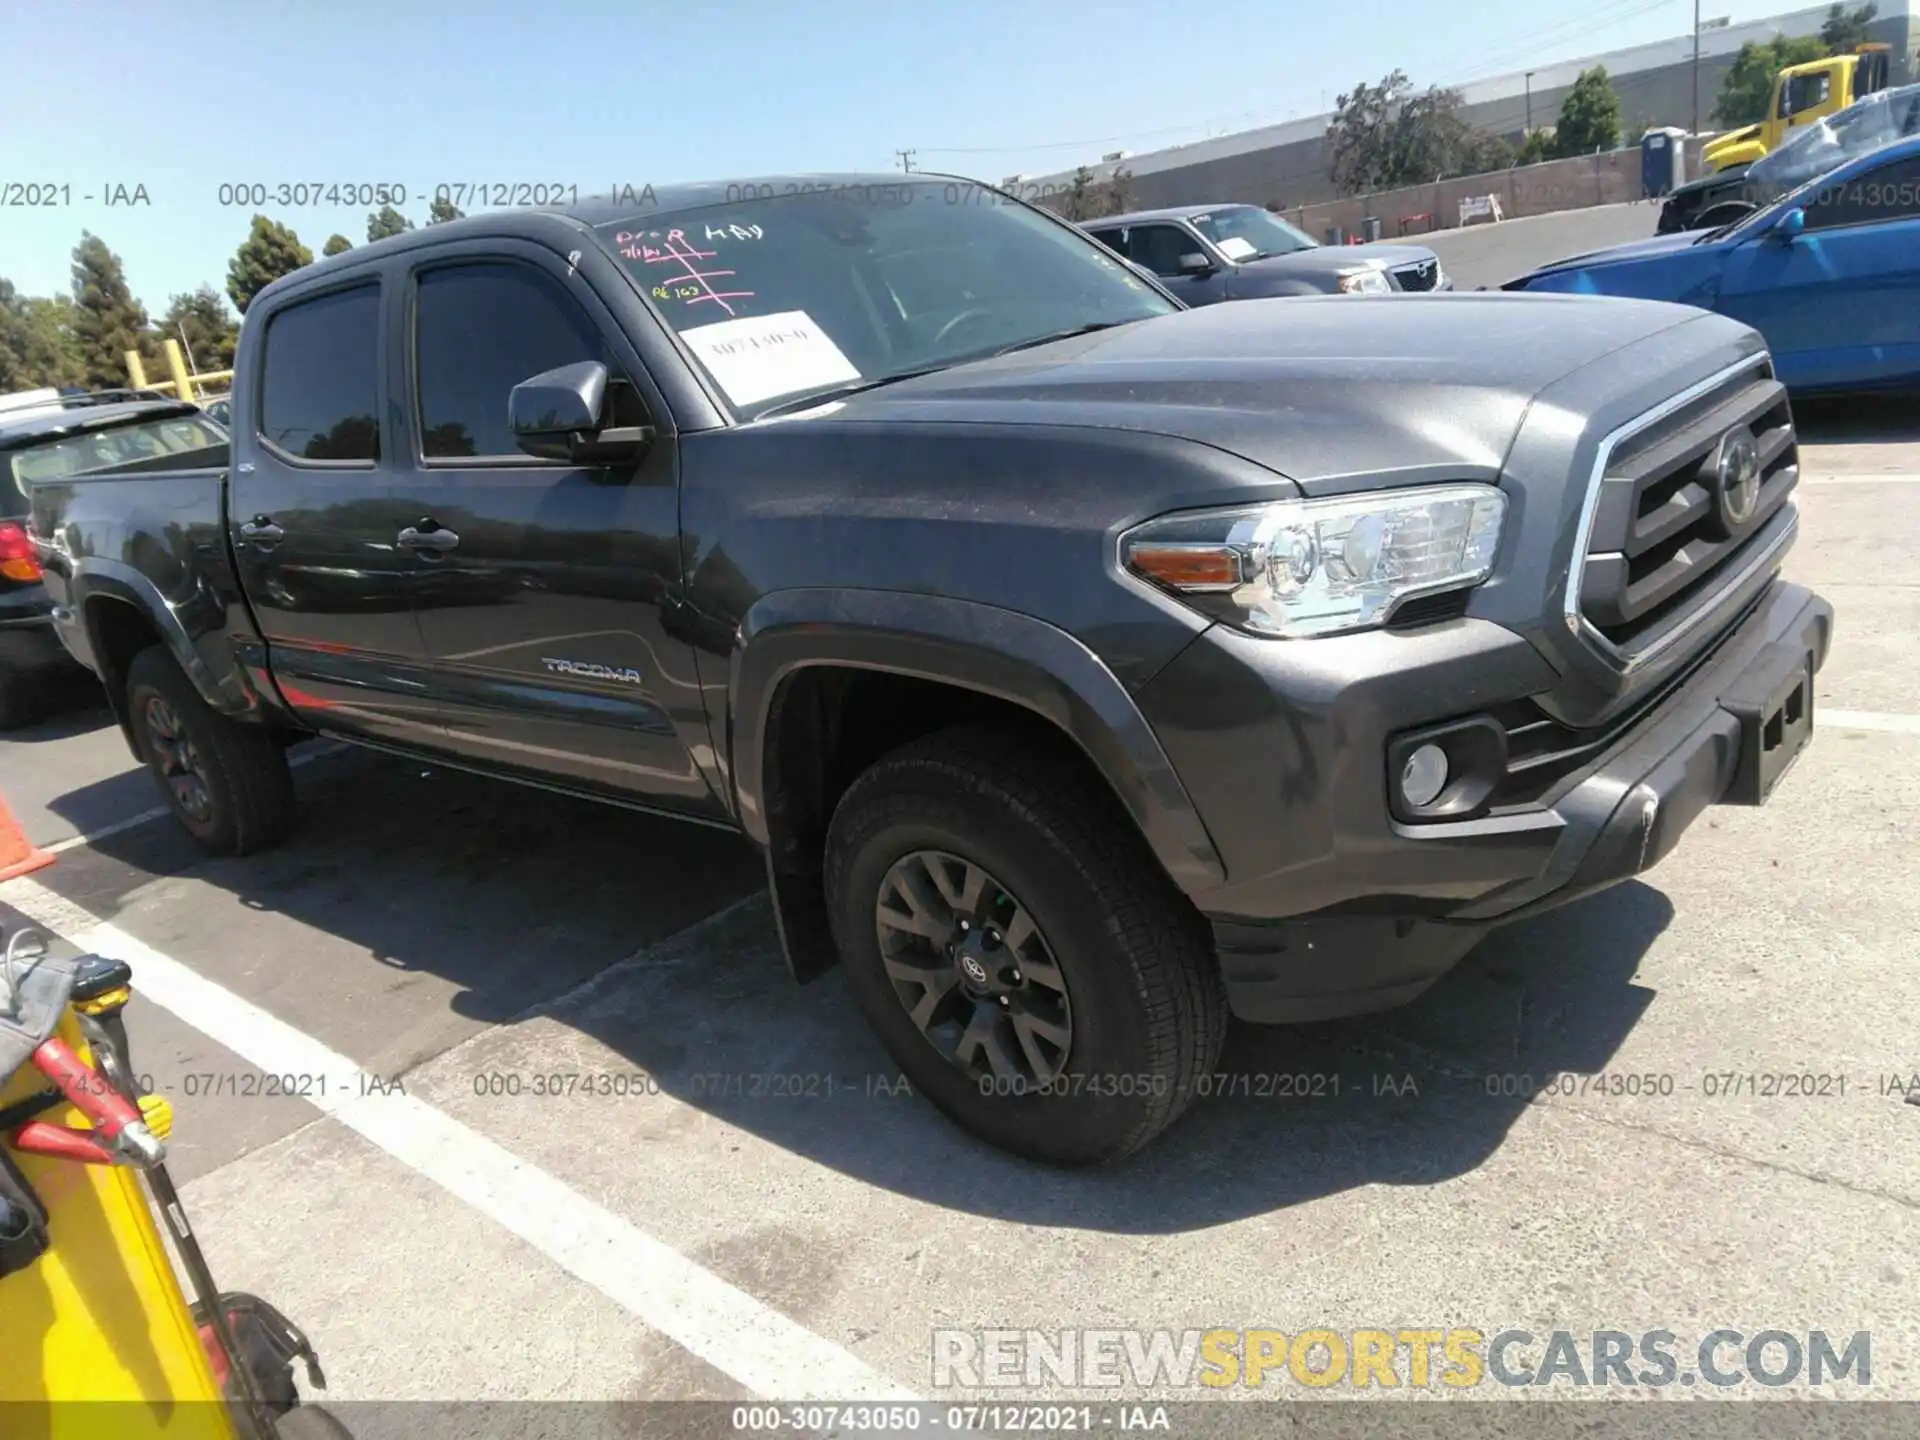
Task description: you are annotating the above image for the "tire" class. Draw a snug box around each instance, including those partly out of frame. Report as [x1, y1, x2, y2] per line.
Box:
[126, 644, 296, 855]
[273, 1405, 356, 1440]
[823, 725, 1228, 1166]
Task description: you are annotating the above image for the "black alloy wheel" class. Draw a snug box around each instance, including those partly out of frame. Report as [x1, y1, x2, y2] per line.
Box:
[875, 848, 1073, 1087]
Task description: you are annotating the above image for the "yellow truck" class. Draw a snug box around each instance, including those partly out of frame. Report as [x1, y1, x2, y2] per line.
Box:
[1703, 43, 1893, 171]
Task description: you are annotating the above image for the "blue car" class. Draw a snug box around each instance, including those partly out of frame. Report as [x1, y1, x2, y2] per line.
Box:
[1505, 133, 1920, 394]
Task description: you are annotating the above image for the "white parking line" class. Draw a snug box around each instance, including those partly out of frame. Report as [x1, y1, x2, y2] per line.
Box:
[42, 743, 349, 856]
[0, 875, 920, 1407]
[1822, 709, 1920, 736]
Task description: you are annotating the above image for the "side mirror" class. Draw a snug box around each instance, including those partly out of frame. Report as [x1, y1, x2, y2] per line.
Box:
[1770, 206, 1806, 243]
[509, 360, 653, 463]
[1178, 252, 1215, 275]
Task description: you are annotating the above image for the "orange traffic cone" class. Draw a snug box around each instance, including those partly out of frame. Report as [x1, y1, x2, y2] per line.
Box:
[0, 792, 52, 882]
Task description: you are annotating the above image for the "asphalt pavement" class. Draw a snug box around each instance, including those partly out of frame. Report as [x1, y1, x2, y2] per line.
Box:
[1421, 200, 1663, 289]
[3, 238, 1917, 1433]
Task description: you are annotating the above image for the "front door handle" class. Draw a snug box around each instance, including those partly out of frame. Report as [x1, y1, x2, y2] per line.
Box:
[238, 517, 284, 546]
[397, 524, 459, 554]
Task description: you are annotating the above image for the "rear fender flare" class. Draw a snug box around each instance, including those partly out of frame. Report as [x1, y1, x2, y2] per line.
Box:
[69, 559, 254, 753]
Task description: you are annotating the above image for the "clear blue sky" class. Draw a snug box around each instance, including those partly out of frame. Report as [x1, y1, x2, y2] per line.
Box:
[0, 0, 1795, 315]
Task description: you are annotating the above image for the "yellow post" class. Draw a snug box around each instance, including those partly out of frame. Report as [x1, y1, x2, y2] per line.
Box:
[126, 349, 150, 388]
[164, 338, 195, 403]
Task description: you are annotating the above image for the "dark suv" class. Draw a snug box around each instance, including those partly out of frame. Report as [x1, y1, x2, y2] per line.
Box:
[1084, 203, 1450, 303]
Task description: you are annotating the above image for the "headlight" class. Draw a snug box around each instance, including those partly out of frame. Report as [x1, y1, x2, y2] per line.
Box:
[1121, 484, 1507, 639]
[1337, 268, 1391, 294]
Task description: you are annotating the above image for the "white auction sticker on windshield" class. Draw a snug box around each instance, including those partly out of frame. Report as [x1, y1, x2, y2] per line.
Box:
[679, 310, 860, 407]
[1216, 236, 1257, 260]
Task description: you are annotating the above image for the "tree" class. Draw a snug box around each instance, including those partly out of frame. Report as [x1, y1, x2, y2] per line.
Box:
[158, 285, 239, 374]
[427, 196, 465, 225]
[1820, 2, 1878, 52]
[18, 297, 86, 389]
[70, 233, 152, 390]
[1103, 165, 1135, 215]
[1326, 70, 1497, 193]
[1469, 132, 1518, 172]
[1515, 129, 1556, 166]
[1328, 70, 1408, 195]
[367, 205, 413, 242]
[1551, 65, 1623, 157]
[227, 215, 313, 315]
[322, 233, 353, 257]
[1063, 166, 1099, 221]
[1715, 35, 1828, 125]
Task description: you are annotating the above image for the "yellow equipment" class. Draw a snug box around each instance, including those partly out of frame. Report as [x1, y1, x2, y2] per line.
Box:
[1703, 44, 1895, 172]
[0, 926, 346, 1439]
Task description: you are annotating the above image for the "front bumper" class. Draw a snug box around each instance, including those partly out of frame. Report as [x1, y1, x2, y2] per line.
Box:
[1137, 578, 1832, 1021]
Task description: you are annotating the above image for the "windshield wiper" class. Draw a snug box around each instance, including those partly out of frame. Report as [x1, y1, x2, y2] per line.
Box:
[987, 320, 1134, 358]
[753, 367, 949, 419]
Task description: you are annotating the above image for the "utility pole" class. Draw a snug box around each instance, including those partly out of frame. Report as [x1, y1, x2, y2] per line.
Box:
[895, 149, 916, 173]
[1692, 0, 1701, 134]
[1525, 71, 1534, 131]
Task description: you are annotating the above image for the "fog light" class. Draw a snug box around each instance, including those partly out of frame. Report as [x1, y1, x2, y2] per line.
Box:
[1400, 743, 1449, 808]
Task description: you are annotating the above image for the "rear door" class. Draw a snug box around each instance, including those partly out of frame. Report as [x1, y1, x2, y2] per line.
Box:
[228, 280, 441, 745]
[1719, 154, 1920, 389]
[390, 244, 722, 818]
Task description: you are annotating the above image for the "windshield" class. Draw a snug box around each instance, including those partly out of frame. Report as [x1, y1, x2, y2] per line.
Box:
[1185, 206, 1317, 261]
[1746, 84, 1920, 204]
[594, 181, 1177, 417]
[7, 412, 227, 494]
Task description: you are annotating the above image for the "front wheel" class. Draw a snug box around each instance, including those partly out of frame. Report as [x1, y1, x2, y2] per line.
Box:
[126, 644, 296, 855]
[824, 725, 1228, 1166]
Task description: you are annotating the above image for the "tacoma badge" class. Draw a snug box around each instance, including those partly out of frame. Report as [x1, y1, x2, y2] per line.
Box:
[540, 657, 645, 685]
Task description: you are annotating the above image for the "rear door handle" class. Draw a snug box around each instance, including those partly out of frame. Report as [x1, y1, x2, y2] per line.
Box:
[397, 525, 459, 554]
[239, 518, 284, 546]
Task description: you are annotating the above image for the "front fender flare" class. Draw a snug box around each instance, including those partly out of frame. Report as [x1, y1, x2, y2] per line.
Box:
[730, 587, 1227, 888]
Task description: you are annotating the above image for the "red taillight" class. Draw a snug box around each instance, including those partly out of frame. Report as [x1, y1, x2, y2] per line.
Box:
[0, 521, 41, 583]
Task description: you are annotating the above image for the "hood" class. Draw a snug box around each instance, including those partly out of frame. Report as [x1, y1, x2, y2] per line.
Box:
[1704, 124, 1763, 156]
[1667, 165, 1749, 202]
[1520, 229, 1705, 277]
[1233, 241, 1434, 278]
[763, 294, 1702, 491]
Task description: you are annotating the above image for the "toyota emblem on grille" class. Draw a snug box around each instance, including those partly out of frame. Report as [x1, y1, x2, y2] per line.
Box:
[1712, 425, 1761, 532]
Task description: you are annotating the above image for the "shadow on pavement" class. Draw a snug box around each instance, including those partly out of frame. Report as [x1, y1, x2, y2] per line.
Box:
[2, 671, 110, 740]
[1792, 392, 1920, 446]
[35, 745, 1670, 1230]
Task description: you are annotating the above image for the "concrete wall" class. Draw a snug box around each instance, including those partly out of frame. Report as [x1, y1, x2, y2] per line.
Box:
[1009, 2, 1917, 214]
[1276, 148, 1646, 243]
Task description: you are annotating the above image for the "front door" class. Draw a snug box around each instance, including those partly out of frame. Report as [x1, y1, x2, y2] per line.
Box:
[1719, 155, 1920, 390]
[1124, 223, 1233, 305]
[228, 280, 440, 746]
[390, 248, 723, 819]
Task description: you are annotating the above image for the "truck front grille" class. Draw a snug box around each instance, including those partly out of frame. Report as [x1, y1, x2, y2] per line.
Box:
[1392, 259, 1440, 292]
[1569, 354, 1797, 662]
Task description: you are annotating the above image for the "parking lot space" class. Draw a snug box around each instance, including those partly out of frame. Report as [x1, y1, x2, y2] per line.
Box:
[3, 310, 1917, 1420]
[1421, 201, 1661, 290]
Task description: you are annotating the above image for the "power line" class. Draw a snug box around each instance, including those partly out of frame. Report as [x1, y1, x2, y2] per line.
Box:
[916, 0, 1690, 163]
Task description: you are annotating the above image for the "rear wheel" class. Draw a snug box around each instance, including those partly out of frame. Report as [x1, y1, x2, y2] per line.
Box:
[126, 644, 296, 855]
[824, 725, 1227, 1166]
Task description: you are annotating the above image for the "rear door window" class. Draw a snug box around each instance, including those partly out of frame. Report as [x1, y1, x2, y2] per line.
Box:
[258, 285, 381, 463]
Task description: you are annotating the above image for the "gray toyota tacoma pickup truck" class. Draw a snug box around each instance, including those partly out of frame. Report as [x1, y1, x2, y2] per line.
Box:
[26, 174, 1831, 1165]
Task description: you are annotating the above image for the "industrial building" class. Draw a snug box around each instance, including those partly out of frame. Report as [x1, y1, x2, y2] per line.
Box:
[1010, 1, 1918, 212]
